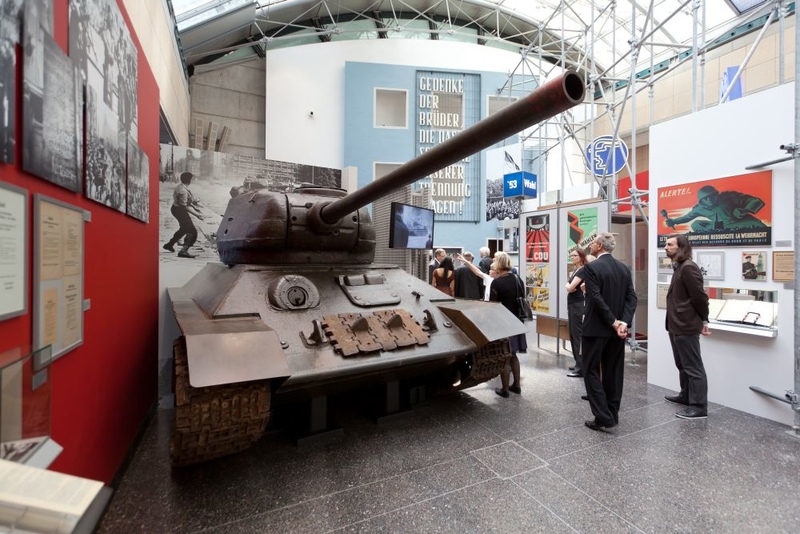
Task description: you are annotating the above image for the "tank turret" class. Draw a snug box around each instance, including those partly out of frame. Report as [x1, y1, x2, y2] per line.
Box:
[167, 71, 586, 466]
[216, 70, 585, 266]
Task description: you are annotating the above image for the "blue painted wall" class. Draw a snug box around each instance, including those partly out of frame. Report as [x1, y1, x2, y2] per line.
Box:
[344, 61, 532, 260]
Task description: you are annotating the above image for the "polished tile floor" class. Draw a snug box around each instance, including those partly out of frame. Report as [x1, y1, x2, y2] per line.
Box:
[99, 337, 800, 533]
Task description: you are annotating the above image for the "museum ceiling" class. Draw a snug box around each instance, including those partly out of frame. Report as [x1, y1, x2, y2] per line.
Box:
[169, 0, 776, 83]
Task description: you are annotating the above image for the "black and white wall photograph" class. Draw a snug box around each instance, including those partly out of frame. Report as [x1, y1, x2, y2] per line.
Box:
[21, 0, 46, 180]
[1, 0, 23, 37]
[69, 0, 138, 139]
[158, 144, 342, 264]
[86, 81, 125, 212]
[126, 137, 149, 223]
[40, 36, 80, 192]
[485, 177, 521, 222]
[485, 144, 522, 222]
[0, 14, 16, 164]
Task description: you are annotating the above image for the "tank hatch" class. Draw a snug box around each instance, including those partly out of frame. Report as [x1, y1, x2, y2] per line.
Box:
[338, 273, 401, 307]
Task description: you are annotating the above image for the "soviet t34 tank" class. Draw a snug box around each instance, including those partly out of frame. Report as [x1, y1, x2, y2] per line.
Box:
[167, 71, 585, 465]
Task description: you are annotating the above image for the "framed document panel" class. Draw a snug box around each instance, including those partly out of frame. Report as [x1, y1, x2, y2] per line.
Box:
[0, 182, 28, 321]
[695, 251, 725, 281]
[656, 251, 672, 274]
[772, 251, 794, 282]
[33, 195, 85, 365]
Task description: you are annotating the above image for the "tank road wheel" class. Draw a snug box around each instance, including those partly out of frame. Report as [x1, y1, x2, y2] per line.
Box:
[171, 338, 271, 466]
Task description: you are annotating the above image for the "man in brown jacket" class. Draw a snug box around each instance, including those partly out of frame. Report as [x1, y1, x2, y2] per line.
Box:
[664, 235, 710, 419]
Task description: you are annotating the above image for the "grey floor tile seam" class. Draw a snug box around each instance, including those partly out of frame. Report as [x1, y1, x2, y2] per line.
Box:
[469, 440, 547, 479]
[193, 455, 498, 534]
[509, 472, 648, 534]
[326, 477, 499, 534]
[542, 416, 682, 463]
[510, 490, 585, 534]
[541, 402, 729, 465]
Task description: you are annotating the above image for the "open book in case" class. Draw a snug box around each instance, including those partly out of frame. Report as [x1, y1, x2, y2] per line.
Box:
[712, 299, 775, 327]
[705, 288, 778, 330]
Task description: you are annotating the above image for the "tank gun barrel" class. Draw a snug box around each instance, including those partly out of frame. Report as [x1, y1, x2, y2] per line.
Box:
[319, 70, 585, 224]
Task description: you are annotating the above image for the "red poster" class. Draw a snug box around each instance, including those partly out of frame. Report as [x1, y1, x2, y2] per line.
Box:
[525, 214, 550, 262]
[657, 171, 772, 247]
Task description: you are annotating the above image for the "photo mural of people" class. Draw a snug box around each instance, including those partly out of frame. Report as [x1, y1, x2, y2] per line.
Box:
[127, 138, 149, 223]
[86, 82, 126, 211]
[485, 144, 522, 222]
[69, 0, 138, 138]
[159, 144, 342, 265]
[657, 170, 772, 247]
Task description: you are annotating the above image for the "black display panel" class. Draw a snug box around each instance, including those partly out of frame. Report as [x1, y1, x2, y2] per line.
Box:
[389, 202, 435, 250]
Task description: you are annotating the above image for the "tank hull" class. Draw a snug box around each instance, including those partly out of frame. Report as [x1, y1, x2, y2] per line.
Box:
[168, 263, 524, 464]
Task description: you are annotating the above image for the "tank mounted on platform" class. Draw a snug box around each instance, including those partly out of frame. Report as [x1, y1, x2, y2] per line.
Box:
[167, 70, 586, 465]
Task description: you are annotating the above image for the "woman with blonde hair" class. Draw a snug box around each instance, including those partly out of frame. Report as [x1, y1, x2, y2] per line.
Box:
[488, 251, 527, 397]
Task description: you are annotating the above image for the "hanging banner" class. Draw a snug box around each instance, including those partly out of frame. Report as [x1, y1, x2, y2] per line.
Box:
[657, 171, 772, 247]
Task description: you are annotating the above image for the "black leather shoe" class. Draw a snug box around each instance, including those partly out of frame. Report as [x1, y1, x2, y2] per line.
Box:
[494, 387, 509, 398]
[177, 250, 196, 258]
[664, 395, 689, 406]
[162, 243, 175, 252]
[581, 395, 589, 401]
[585, 419, 615, 431]
[567, 371, 583, 378]
[509, 385, 521, 395]
[675, 407, 707, 419]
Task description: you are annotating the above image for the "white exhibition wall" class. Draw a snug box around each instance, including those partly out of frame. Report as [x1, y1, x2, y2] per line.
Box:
[649, 82, 795, 425]
[264, 40, 531, 169]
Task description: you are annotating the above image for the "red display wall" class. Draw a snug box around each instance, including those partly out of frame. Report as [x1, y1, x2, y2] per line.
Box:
[0, 0, 159, 483]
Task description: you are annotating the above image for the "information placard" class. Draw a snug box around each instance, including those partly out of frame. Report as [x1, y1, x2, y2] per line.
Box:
[772, 251, 794, 282]
[33, 195, 85, 364]
[0, 182, 28, 321]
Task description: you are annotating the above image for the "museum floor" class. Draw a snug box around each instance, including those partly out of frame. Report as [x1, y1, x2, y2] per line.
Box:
[97, 334, 800, 533]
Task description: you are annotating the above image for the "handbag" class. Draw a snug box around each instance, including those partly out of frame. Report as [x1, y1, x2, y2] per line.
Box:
[514, 274, 533, 322]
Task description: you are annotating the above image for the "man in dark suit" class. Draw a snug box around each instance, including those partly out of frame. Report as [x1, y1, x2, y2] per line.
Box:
[428, 248, 445, 283]
[478, 247, 492, 274]
[453, 251, 483, 299]
[581, 232, 637, 431]
[664, 235, 710, 419]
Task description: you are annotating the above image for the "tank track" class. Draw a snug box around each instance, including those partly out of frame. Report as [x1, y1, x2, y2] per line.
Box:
[453, 338, 512, 391]
[171, 338, 271, 466]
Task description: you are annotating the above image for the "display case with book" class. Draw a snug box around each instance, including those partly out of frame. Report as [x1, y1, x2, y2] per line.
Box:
[706, 288, 778, 338]
[0, 459, 110, 534]
[0, 346, 60, 467]
[0, 347, 110, 532]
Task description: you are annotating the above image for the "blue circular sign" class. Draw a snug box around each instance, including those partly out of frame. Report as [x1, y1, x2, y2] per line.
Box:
[585, 136, 629, 177]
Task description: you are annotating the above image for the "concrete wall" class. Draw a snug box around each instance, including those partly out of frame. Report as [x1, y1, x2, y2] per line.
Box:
[189, 59, 266, 157]
[122, 0, 191, 146]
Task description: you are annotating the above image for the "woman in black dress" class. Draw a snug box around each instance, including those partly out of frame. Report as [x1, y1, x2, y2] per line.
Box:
[489, 252, 528, 397]
[565, 248, 589, 377]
